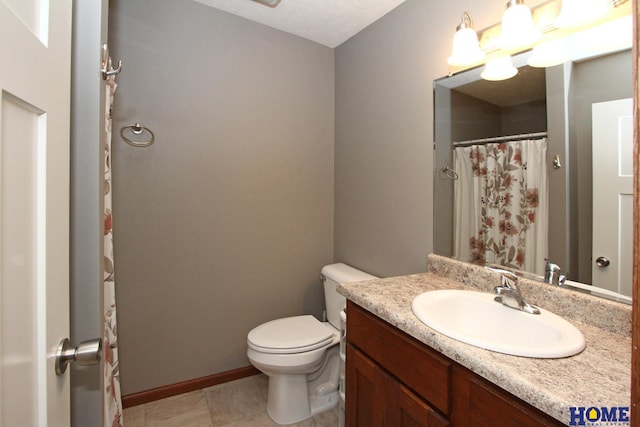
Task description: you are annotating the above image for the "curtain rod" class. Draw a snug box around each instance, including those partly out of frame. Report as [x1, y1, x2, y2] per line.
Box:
[452, 131, 547, 148]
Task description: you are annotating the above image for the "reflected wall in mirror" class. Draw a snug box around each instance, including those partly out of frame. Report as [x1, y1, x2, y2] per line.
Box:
[434, 25, 633, 301]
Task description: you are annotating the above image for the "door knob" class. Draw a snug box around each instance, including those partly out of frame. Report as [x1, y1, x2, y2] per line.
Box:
[55, 338, 102, 375]
[595, 256, 610, 268]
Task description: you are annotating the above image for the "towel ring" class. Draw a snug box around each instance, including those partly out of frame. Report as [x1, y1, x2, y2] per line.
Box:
[439, 165, 459, 180]
[120, 123, 155, 148]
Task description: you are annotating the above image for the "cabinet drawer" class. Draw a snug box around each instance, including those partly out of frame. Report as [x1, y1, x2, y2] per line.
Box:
[347, 301, 452, 415]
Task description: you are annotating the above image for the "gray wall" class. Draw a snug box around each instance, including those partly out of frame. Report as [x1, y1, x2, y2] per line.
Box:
[545, 63, 572, 275]
[70, 0, 108, 424]
[108, 0, 335, 395]
[569, 50, 632, 282]
[501, 100, 547, 135]
[333, 0, 546, 277]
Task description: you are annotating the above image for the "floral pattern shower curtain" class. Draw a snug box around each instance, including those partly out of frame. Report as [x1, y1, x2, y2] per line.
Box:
[453, 139, 548, 276]
[104, 72, 123, 426]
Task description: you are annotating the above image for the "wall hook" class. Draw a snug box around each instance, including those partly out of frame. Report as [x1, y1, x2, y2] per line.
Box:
[101, 44, 123, 80]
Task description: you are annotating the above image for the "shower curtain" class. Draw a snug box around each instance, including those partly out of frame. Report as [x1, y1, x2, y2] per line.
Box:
[453, 139, 548, 276]
[104, 71, 124, 427]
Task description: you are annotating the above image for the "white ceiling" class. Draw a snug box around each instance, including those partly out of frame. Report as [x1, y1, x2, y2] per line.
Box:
[193, 0, 407, 48]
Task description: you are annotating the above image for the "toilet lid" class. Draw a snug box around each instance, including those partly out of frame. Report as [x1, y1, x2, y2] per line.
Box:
[247, 315, 336, 354]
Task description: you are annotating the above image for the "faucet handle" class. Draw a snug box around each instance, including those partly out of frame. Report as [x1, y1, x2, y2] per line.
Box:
[558, 274, 566, 286]
[486, 266, 540, 315]
[545, 258, 561, 272]
[485, 266, 518, 286]
[544, 258, 565, 285]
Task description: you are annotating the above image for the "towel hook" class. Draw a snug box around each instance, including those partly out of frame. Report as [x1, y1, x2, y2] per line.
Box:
[101, 44, 123, 80]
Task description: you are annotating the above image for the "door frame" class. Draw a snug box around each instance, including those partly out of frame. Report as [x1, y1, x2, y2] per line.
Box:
[630, 0, 640, 424]
[69, 0, 109, 425]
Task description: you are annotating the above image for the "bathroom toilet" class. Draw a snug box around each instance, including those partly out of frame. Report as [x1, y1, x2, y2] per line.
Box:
[247, 263, 376, 425]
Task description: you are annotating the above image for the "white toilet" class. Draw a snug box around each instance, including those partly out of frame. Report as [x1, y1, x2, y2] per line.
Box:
[247, 263, 376, 425]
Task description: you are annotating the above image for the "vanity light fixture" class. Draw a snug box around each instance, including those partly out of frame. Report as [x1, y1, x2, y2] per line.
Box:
[527, 39, 570, 67]
[499, 0, 542, 50]
[447, 0, 631, 79]
[576, 14, 633, 55]
[447, 12, 486, 67]
[499, 0, 541, 50]
[481, 55, 518, 81]
[554, 0, 613, 28]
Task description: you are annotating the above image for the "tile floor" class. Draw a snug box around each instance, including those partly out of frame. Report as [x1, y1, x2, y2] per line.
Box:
[123, 374, 340, 426]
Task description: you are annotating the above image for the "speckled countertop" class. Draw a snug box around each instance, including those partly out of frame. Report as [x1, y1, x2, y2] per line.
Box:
[337, 254, 632, 425]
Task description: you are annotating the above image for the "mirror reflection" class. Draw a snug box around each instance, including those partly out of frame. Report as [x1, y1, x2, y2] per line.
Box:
[434, 19, 633, 302]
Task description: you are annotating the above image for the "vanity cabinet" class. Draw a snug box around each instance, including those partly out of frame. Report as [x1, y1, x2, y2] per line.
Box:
[347, 344, 449, 426]
[345, 301, 565, 427]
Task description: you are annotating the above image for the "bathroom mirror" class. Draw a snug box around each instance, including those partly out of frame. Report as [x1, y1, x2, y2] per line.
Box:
[433, 16, 633, 302]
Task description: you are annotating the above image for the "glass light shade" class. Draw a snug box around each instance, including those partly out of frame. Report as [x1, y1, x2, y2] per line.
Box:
[499, 2, 541, 50]
[448, 27, 485, 66]
[527, 39, 570, 68]
[577, 15, 633, 55]
[481, 56, 518, 81]
[555, 0, 613, 29]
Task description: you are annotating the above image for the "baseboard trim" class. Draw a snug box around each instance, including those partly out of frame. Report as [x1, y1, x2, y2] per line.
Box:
[121, 365, 260, 408]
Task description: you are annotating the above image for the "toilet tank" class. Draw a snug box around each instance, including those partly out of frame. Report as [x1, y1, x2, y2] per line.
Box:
[321, 263, 377, 329]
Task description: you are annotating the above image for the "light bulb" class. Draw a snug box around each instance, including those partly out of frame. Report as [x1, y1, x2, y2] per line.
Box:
[555, 0, 613, 29]
[527, 39, 570, 68]
[499, 0, 541, 50]
[448, 12, 485, 67]
[481, 55, 518, 81]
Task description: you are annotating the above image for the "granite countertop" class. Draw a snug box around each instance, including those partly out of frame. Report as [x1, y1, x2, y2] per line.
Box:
[337, 255, 632, 425]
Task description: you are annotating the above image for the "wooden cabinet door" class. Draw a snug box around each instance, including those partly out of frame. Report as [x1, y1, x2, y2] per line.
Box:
[395, 383, 449, 427]
[346, 343, 449, 427]
[346, 344, 387, 427]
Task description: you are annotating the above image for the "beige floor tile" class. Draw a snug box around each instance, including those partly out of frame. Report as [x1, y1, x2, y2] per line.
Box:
[122, 375, 339, 427]
[285, 416, 318, 427]
[218, 412, 281, 427]
[312, 405, 339, 426]
[205, 375, 268, 426]
[123, 404, 146, 427]
[145, 390, 214, 426]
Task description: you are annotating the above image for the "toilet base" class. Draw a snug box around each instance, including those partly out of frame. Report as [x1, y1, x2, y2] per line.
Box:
[309, 390, 339, 417]
[266, 374, 309, 425]
[265, 374, 339, 425]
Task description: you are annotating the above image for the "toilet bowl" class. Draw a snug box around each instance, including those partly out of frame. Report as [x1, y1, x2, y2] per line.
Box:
[247, 316, 341, 424]
[246, 263, 376, 425]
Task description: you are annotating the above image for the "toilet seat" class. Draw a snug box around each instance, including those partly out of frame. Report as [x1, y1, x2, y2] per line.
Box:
[247, 315, 336, 354]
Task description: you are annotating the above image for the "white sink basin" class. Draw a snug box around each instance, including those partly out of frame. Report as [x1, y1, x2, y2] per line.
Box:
[412, 290, 586, 358]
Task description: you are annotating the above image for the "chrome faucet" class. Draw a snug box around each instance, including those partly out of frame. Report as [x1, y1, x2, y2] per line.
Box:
[486, 267, 541, 315]
[544, 259, 566, 286]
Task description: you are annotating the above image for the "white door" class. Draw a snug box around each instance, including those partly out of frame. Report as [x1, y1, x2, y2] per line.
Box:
[0, 1, 73, 426]
[592, 98, 633, 297]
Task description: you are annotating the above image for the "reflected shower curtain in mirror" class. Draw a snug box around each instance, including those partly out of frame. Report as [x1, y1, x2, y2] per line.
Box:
[104, 72, 123, 426]
[453, 139, 548, 276]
